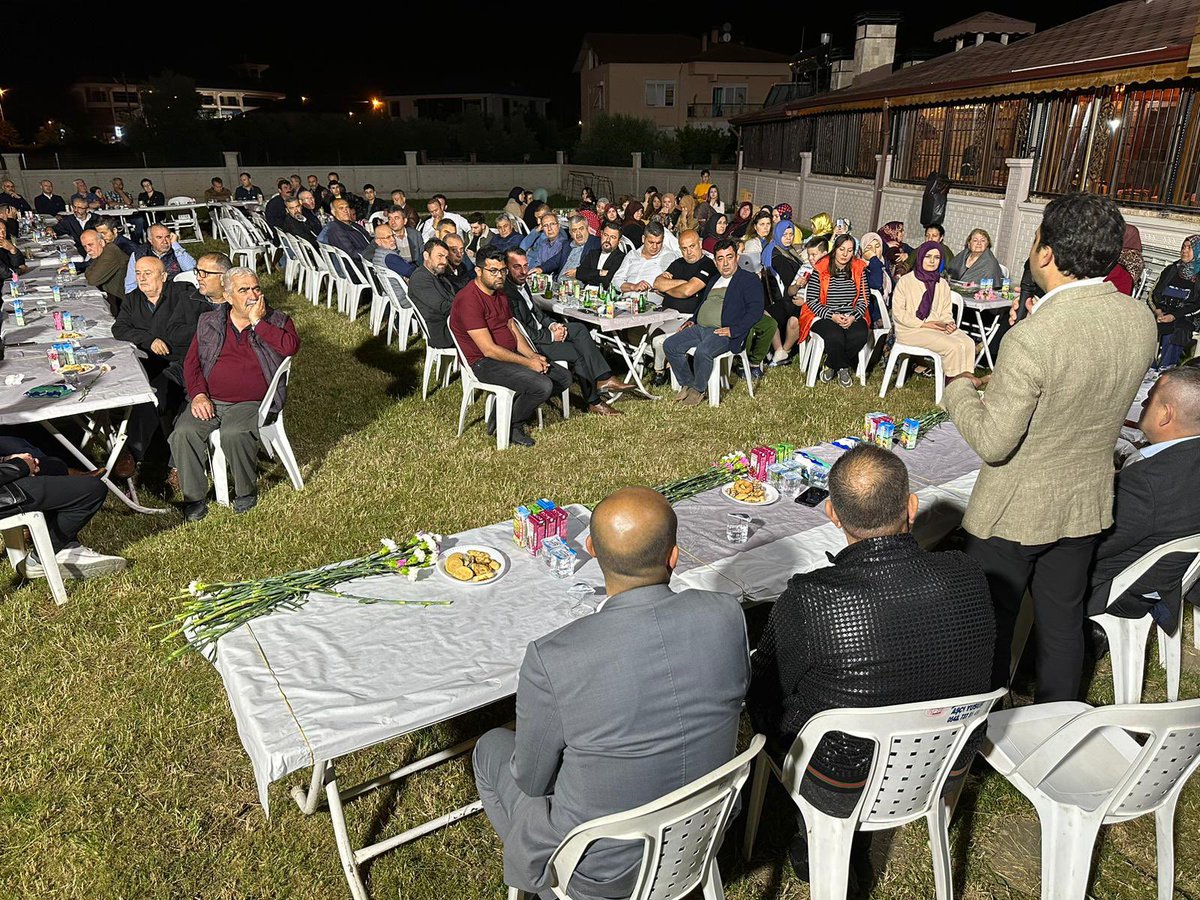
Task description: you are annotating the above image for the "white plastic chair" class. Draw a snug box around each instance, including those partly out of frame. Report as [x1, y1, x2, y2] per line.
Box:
[367, 211, 388, 227]
[1090, 534, 1200, 705]
[803, 332, 873, 388]
[743, 687, 1006, 900]
[509, 735, 765, 900]
[879, 343, 946, 404]
[668, 347, 756, 407]
[163, 196, 203, 243]
[511, 318, 571, 420]
[375, 266, 420, 349]
[449, 330, 558, 451]
[293, 238, 330, 305]
[618, 236, 636, 254]
[982, 699, 1200, 900]
[219, 219, 272, 273]
[172, 269, 198, 287]
[208, 357, 304, 506]
[410, 303, 459, 399]
[276, 233, 303, 293]
[328, 246, 371, 321]
[1, 511, 68, 605]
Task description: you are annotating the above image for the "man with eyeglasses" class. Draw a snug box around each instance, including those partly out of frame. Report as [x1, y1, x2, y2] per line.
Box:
[53, 198, 101, 254]
[520, 211, 570, 276]
[371, 223, 417, 278]
[504, 247, 632, 417]
[450, 246, 571, 447]
[194, 252, 233, 305]
[172, 267, 300, 519]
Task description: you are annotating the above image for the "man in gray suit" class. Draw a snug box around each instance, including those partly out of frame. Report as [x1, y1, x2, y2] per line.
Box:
[944, 192, 1157, 702]
[473, 487, 750, 900]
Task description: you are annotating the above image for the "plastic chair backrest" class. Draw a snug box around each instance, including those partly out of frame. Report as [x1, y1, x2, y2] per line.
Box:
[619, 236, 635, 254]
[331, 245, 368, 285]
[871, 289, 892, 331]
[168, 196, 196, 205]
[545, 735, 765, 900]
[368, 211, 388, 227]
[447, 328, 480, 387]
[378, 267, 412, 308]
[1105, 533, 1200, 608]
[783, 688, 1006, 829]
[173, 270, 198, 286]
[1011, 700, 1200, 818]
[408, 295, 437, 343]
[257, 356, 292, 425]
[320, 244, 347, 279]
[661, 229, 679, 255]
[951, 294, 963, 325]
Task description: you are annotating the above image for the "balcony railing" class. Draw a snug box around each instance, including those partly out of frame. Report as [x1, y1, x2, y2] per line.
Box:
[687, 103, 758, 120]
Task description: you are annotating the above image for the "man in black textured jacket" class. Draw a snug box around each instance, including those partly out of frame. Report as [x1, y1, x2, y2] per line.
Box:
[747, 444, 995, 882]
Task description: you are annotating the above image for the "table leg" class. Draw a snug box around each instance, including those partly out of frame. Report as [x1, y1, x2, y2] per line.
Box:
[40, 413, 169, 515]
[324, 761, 372, 900]
[601, 331, 658, 401]
[973, 309, 996, 370]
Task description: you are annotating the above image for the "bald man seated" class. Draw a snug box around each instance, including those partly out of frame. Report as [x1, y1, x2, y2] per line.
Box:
[473, 487, 750, 900]
[1087, 367, 1200, 632]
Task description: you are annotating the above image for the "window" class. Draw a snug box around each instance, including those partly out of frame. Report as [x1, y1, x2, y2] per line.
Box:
[111, 91, 138, 104]
[711, 85, 748, 117]
[812, 111, 883, 178]
[891, 99, 1027, 191]
[86, 89, 107, 103]
[220, 95, 240, 106]
[590, 83, 605, 110]
[645, 81, 675, 108]
[389, 101, 402, 117]
[199, 94, 215, 104]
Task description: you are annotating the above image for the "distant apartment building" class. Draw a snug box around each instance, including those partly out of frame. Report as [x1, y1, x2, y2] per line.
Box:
[382, 79, 549, 121]
[574, 30, 792, 131]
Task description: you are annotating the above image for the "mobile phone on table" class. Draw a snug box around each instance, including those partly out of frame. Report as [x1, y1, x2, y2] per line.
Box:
[796, 488, 828, 507]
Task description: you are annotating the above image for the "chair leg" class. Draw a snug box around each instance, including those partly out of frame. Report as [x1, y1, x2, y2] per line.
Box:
[496, 395, 513, 451]
[506, 888, 527, 900]
[879, 351, 898, 399]
[264, 423, 304, 491]
[210, 437, 231, 507]
[1039, 804, 1103, 900]
[741, 352, 756, 399]
[457, 385, 472, 437]
[1155, 792, 1180, 900]
[708, 359, 722, 407]
[701, 862, 725, 900]
[927, 800, 954, 900]
[422, 350, 436, 400]
[1157, 621, 1182, 702]
[741, 752, 770, 859]
[897, 358, 909, 388]
[805, 811, 857, 900]
[26, 516, 68, 606]
[1097, 613, 1153, 705]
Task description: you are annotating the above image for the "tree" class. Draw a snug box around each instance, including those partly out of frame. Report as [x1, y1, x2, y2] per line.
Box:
[574, 113, 661, 167]
[0, 120, 20, 149]
[125, 71, 219, 163]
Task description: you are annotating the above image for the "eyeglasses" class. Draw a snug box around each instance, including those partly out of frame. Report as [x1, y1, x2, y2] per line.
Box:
[196, 268, 222, 277]
[481, 266, 507, 275]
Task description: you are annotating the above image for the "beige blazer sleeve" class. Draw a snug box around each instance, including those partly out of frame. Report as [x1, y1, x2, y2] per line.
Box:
[943, 324, 1043, 464]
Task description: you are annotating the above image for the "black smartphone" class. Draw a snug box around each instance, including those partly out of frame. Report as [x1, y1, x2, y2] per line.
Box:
[796, 488, 828, 507]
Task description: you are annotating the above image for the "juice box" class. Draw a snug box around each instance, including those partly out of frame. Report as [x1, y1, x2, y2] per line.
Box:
[513, 505, 531, 547]
[900, 418, 920, 450]
[876, 421, 895, 450]
[771, 443, 795, 462]
[750, 447, 776, 481]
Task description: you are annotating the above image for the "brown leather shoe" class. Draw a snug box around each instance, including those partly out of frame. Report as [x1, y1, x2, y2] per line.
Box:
[112, 450, 136, 480]
[587, 401, 623, 416]
[680, 388, 705, 407]
[595, 376, 636, 394]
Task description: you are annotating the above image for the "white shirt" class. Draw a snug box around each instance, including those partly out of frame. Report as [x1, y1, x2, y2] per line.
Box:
[420, 211, 471, 242]
[1138, 434, 1200, 461]
[711, 274, 732, 291]
[1030, 276, 1105, 316]
[611, 247, 680, 294]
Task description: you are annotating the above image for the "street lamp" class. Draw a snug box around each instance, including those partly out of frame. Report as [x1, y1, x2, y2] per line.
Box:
[0, 88, 7, 122]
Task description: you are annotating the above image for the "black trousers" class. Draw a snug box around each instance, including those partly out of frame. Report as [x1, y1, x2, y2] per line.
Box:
[536, 322, 612, 404]
[127, 365, 185, 462]
[11, 475, 108, 551]
[967, 533, 1098, 703]
[0, 436, 68, 476]
[810, 317, 869, 370]
[471, 358, 572, 429]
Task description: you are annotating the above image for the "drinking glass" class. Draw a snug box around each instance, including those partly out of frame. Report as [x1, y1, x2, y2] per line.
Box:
[781, 471, 803, 499]
[726, 513, 752, 544]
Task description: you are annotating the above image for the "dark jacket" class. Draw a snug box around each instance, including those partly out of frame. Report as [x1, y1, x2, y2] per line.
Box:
[53, 213, 101, 253]
[137, 190, 166, 207]
[0, 456, 31, 511]
[747, 534, 995, 815]
[321, 219, 372, 259]
[281, 213, 319, 247]
[34, 193, 66, 216]
[193, 304, 297, 418]
[1088, 438, 1200, 628]
[408, 265, 456, 348]
[1150, 262, 1200, 346]
[83, 241, 130, 308]
[504, 277, 554, 344]
[576, 247, 626, 289]
[264, 194, 289, 229]
[689, 266, 765, 352]
[112, 281, 206, 384]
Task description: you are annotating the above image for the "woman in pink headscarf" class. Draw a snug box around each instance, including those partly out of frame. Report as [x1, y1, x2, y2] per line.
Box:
[1105, 224, 1145, 295]
[890, 241, 975, 376]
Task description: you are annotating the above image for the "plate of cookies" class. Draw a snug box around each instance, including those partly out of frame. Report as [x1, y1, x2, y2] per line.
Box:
[437, 545, 507, 585]
[721, 478, 779, 506]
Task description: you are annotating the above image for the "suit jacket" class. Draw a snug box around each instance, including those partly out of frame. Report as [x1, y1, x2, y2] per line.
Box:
[1088, 438, 1200, 624]
[504, 277, 554, 344]
[575, 247, 626, 288]
[689, 266, 765, 352]
[408, 266, 456, 348]
[503, 583, 748, 896]
[53, 213, 101, 253]
[320, 219, 372, 259]
[280, 213, 319, 247]
[944, 280, 1157, 544]
[747, 535, 995, 814]
[371, 244, 417, 278]
[83, 241, 130, 307]
[112, 281, 207, 384]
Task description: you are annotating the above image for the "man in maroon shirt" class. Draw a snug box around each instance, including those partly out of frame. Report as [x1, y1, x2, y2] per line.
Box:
[449, 246, 570, 447]
[170, 267, 300, 519]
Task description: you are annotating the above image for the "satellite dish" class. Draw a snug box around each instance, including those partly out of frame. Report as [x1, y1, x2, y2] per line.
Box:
[721, 33, 732, 42]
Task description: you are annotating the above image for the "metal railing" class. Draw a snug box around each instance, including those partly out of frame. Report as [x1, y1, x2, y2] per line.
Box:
[687, 103, 758, 120]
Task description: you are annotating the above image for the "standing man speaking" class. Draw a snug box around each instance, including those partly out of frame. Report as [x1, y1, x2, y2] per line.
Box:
[943, 193, 1157, 703]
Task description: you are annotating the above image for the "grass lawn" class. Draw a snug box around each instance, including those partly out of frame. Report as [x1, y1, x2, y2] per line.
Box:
[1, 242, 1196, 899]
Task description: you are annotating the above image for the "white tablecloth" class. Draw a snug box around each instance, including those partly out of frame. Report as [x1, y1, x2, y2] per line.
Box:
[0, 340, 154, 424]
[210, 425, 982, 812]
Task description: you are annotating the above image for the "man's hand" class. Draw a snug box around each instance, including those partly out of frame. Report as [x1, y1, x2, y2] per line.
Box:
[530, 267, 543, 275]
[1159, 313, 1176, 323]
[1009, 297, 1034, 326]
[524, 354, 550, 373]
[2, 453, 39, 474]
[168, 231, 178, 244]
[948, 372, 983, 390]
[634, 280, 651, 292]
[191, 393, 215, 421]
[714, 326, 731, 337]
[679, 320, 695, 330]
[550, 323, 567, 342]
[150, 338, 170, 356]
[246, 297, 265, 325]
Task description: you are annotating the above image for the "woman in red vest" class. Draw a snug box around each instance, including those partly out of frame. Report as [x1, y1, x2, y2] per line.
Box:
[798, 234, 870, 387]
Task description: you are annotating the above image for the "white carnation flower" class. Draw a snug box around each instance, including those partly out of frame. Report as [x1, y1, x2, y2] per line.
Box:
[380, 538, 399, 552]
[413, 548, 427, 563]
[406, 568, 420, 582]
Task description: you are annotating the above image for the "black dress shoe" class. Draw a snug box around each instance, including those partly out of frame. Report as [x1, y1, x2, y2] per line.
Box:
[183, 500, 208, 522]
[651, 370, 670, 387]
[508, 427, 535, 448]
[486, 413, 497, 436]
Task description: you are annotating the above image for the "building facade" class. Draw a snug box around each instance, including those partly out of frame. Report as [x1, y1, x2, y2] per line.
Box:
[575, 32, 792, 131]
[72, 80, 286, 140]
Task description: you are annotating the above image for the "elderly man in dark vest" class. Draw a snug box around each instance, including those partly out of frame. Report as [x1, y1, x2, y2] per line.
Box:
[122, 223, 197, 293]
[170, 267, 300, 520]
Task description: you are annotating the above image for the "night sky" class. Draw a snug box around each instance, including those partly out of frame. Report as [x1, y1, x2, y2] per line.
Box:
[3, 2, 1119, 133]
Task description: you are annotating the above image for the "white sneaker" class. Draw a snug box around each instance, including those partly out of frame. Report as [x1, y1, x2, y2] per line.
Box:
[19, 552, 46, 579]
[54, 545, 127, 579]
[771, 349, 790, 365]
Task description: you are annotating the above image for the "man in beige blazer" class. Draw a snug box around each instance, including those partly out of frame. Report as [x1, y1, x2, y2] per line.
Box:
[943, 193, 1157, 703]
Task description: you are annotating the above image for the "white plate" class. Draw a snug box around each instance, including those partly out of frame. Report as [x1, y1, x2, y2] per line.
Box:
[721, 482, 780, 507]
[436, 544, 508, 586]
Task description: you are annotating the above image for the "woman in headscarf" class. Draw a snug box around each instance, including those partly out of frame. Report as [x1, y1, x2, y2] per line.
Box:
[603, 202, 622, 227]
[578, 208, 600, 237]
[890, 242, 975, 377]
[1106, 224, 1145, 295]
[763, 220, 804, 287]
[774, 203, 793, 225]
[740, 210, 775, 265]
[727, 201, 755, 240]
[1149, 234, 1200, 368]
[879, 220, 914, 279]
[505, 187, 526, 221]
[859, 231, 890, 323]
[809, 211, 834, 243]
[677, 194, 699, 234]
[701, 212, 730, 254]
[621, 200, 646, 247]
[947, 228, 1004, 286]
[761, 220, 808, 364]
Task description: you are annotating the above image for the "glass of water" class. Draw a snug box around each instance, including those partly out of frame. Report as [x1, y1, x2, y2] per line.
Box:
[782, 471, 803, 499]
[35, 297, 48, 316]
[726, 513, 752, 544]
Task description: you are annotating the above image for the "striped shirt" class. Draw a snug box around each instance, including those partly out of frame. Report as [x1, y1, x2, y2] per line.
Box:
[804, 269, 865, 320]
